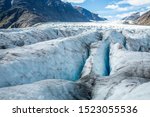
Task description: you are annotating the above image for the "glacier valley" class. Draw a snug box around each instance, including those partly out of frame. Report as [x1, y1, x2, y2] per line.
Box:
[0, 22, 150, 100]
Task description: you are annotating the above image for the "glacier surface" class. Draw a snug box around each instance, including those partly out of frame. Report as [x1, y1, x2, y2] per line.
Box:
[0, 79, 91, 100]
[0, 31, 100, 88]
[0, 22, 150, 100]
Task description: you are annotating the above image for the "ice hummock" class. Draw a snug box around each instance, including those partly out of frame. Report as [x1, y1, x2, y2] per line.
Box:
[0, 31, 100, 88]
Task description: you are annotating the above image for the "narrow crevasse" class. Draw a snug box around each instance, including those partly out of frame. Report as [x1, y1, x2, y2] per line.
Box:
[80, 30, 126, 80]
[80, 41, 110, 78]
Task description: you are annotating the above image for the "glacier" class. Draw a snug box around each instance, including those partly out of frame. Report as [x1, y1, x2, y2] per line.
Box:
[110, 43, 150, 78]
[0, 22, 150, 100]
[0, 31, 100, 88]
[92, 43, 150, 100]
[0, 79, 91, 100]
[0, 27, 84, 49]
[81, 41, 110, 78]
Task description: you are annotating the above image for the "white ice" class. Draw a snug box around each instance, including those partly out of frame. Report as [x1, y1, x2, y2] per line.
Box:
[0, 22, 150, 100]
[0, 31, 100, 88]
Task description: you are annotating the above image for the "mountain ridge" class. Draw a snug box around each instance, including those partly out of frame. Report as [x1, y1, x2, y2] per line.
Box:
[121, 10, 150, 25]
[122, 12, 140, 21]
[0, 0, 106, 28]
[75, 6, 107, 21]
[136, 10, 150, 25]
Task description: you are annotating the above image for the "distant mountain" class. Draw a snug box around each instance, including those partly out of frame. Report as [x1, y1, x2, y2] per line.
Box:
[136, 10, 150, 25]
[0, 0, 93, 28]
[122, 12, 140, 21]
[122, 10, 150, 25]
[75, 6, 107, 21]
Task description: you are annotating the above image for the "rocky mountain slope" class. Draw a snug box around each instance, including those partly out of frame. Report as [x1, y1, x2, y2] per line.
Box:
[0, 0, 88, 28]
[0, 22, 150, 100]
[122, 12, 140, 21]
[0, 0, 106, 28]
[121, 10, 150, 25]
[136, 10, 150, 25]
[75, 6, 107, 21]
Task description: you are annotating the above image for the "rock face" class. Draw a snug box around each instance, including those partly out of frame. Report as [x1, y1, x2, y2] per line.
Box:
[136, 10, 150, 25]
[0, 0, 90, 28]
[0, 22, 150, 100]
[75, 6, 107, 21]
